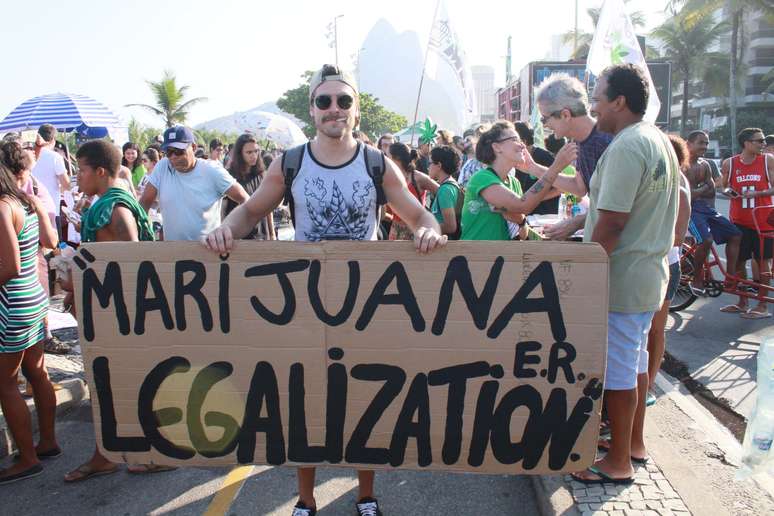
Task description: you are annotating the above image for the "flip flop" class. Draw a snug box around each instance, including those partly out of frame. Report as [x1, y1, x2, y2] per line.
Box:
[64, 462, 119, 483]
[689, 285, 708, 297]
[0, 464, 44, 485]
[720, 304, 747, 313]
[572, 465, 634, 485]
[740, 310, 772, 320]
[126, 464, 178, 474]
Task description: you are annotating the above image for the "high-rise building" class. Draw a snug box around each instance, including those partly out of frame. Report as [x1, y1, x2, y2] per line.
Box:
[667, 10, 773, 156]
[471, 65, 496, 123]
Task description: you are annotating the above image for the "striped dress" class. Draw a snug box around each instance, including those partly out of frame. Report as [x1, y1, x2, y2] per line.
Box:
[0, 206, 48, 353]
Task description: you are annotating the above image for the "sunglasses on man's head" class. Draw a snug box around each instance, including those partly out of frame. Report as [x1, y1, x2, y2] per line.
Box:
[314, 94, 354, 110]
[166, 148, 187, 157]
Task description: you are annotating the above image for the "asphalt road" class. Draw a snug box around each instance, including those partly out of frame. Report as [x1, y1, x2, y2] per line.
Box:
[1, 401, 538, 516]
[665, 195, 774, 420]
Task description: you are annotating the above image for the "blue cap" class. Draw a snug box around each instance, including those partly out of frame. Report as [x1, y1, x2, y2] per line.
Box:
[161, 126, 195, 150]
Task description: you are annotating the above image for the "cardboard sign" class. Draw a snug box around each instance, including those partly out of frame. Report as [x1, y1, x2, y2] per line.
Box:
[72, 241, 608, 474]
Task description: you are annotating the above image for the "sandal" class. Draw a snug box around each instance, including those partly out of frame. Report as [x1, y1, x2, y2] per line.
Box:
[126, 464, 177, 474]
[0, 464, 44, 485]
[42, 336, 71, 355]
[64, 462, 119, 483]
[741, 309, 772, 320]
[572, 465, 634, 485]
[720, 304, 747, 313]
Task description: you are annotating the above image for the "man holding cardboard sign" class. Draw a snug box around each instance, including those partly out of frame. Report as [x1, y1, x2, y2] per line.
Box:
[204, 64, 446, 516]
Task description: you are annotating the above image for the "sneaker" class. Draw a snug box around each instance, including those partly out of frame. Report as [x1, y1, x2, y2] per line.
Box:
[42, 336, 71, 355]
[356, 497, 382, 516]
[292, 501, 317, 516]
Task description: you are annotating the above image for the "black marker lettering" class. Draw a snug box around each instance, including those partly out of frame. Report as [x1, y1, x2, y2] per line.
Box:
[174, 260, 213, 332]
[187, 362, 240, 457]
[134, 261, 174, 335]
[82, 262, 129, 342]
[137, 357, 195, 459]
[432, 256, 504, 335]
[355, 262, 425, 332]
[245, 260, 311, 325]
[345, 364, 406, 464]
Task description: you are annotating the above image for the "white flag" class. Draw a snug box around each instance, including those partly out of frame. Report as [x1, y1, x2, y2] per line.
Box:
[425, 0, 477, 125]
[586, 0, 661, 123]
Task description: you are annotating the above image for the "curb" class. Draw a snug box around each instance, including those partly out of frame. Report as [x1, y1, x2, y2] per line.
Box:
[531, 473, 580, 516]
[0, 378, 88, 460]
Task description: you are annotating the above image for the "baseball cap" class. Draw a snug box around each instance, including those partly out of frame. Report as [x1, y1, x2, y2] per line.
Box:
[309, 64, 359, 100]
[161, 126, 195, 150]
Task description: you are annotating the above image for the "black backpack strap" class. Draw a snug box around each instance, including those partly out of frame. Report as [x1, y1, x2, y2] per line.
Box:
[363, 145, 387, 206]
[281, 144, 306, 227]
[363, 145, 387, 224]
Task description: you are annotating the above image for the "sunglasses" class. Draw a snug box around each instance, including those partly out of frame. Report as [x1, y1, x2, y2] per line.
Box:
[495, 136, 521, 144]
[314, 94, 354, 110]
[166, 147, 187, 157]
[540, 110, 563, 125]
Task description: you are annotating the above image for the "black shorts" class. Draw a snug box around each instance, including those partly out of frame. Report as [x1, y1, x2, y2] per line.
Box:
[736, 224, 774, 261]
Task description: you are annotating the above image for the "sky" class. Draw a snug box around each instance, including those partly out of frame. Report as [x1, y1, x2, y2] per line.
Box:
[0, 0, 670, 129]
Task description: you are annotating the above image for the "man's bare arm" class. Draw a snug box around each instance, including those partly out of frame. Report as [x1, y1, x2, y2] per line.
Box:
[691, 161, 715, 199]
[108, 206, 139, 242]
[225, 182, 249, 204]
[139, 183, 158, 212]
[590, 209, 630, 256]
[721, 158, 731, 189]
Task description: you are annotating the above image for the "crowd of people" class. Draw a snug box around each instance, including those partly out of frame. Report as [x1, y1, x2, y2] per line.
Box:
[0, 61, 772, 516]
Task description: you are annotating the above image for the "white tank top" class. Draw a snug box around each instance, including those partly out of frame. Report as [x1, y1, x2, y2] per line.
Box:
[291, 142, 379, 241]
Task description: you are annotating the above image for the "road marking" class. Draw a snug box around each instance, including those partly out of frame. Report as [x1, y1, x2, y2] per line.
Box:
[203, 465, 255, 516]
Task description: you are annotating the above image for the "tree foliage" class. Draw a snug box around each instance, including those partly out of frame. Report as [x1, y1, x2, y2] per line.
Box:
[277, 71, 407, 140]
[126, 70, 207, 128]
[127, 118, 162, 150]
[651, 13, 728, 133]
[277, 71, 315, 137]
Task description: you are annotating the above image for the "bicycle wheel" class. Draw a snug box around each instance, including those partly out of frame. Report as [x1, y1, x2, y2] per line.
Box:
[670, 244, 698, 312]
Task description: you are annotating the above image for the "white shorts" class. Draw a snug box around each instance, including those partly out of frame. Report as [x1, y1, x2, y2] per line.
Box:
[604, 311, 655, 390]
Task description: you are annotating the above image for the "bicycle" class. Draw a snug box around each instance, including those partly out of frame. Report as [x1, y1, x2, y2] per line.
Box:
[670, 207, 774, 312]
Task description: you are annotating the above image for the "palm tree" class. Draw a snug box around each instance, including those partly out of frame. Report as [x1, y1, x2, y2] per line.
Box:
[668, 0, 774, 150]
[126, 70, 207, 128]
[651, 14, 729, 133]
[562, 2, 647, 60]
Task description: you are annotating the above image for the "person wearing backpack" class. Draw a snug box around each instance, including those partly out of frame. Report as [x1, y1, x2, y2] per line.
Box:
[428, 145, 464, 239]
[386, 142, 438, 240]
[202, 64, 446, 516]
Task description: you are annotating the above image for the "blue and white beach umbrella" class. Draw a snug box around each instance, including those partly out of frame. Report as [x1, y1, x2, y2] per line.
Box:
[0, 92, 120, 136]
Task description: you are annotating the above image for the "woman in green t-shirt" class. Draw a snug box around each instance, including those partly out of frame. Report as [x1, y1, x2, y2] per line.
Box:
[428, 145, 463, 239]
[460, 121, 576, 241]
[121, 142, 147, 189]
